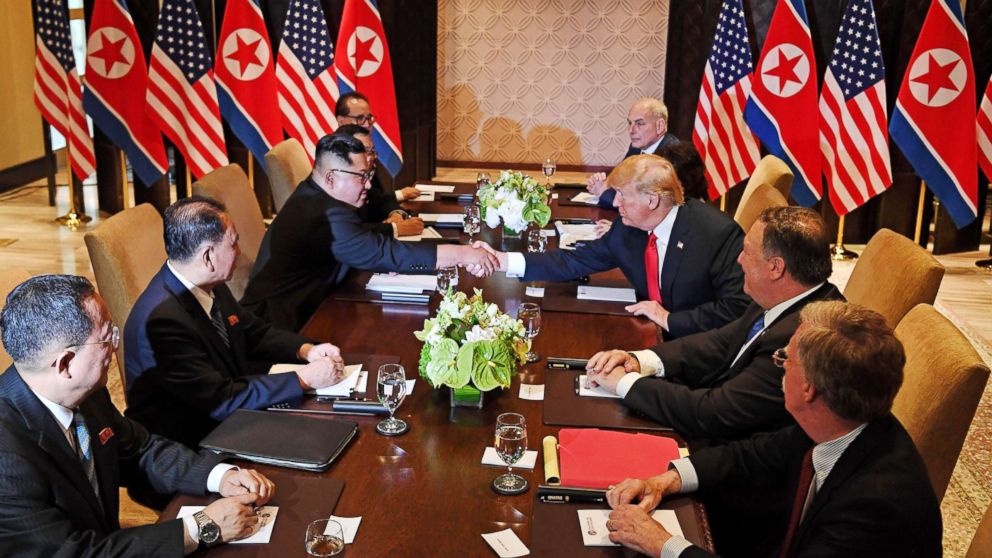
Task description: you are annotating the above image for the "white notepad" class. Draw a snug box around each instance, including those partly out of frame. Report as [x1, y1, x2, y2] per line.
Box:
[414, 183, 456, 193]
[366, 273, 437, 293]
[576, 286, 636, 303]
[577, 375, 622, 399]
[577, 509, 682, 546]
[419, 213, 464, 224]
[268, 364, 363, 396]
[397, 226, 442, 242]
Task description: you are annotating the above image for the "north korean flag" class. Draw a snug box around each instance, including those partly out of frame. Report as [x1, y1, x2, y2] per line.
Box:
[83, 0, 168, 186]
[890, 0, 977, 228]
[215, 0, 282, 172]
[334, 0, 403, 176]
[744, 0, 821, 206]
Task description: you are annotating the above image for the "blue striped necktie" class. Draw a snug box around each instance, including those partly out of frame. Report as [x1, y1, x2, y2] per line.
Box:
[209, 301, 231, 348]
[73, 411, 99, 497]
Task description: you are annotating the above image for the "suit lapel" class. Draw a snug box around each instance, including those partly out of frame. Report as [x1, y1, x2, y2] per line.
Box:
[214, 285, 248, 373]
[660, 203, 693, 304]
[162, 267, 241, 375]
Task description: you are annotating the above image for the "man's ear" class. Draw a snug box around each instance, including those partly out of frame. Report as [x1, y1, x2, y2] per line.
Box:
[53, 350, 75, 380]
[802, 380, 817, 404]
[200, 244, 215, 272]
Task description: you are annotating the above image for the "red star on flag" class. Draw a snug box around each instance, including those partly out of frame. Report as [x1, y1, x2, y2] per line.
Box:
[228, 34, 262, 76]
[351, 35, 378, 72]
[911, 53, 959, 103]
[91, 33, 130, 74]
[765, 50, 803, 91]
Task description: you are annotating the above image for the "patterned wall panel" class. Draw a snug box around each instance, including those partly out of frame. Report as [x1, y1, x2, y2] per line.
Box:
[437, 0, 670, 166]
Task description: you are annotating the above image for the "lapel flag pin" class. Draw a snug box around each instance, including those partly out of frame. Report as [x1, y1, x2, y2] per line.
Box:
[227, 315, 239, 326]
[677, 241, 684, 250]
[98, 427, 114, 445]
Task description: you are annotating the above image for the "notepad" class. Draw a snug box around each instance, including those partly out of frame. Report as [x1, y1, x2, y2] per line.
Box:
[366, 273, 437, 293]
[414, 183, 456, 193]
[577, 509, 683, 546]
[269, 364, 362, 396]
[397, 226, 442, 241]
[419, 213, 464, 224]
[577, 375, 621, 399]
[413, 191, 436, 201]
[576, 286, 636, 303]
[557, 428, 680, 489]
[570, 192, 600, 205]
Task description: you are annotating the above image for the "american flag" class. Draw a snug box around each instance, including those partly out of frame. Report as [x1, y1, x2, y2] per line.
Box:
[276, 0, 339, 162]
[818, 0, 891, 215]
[146, 0, 228, 179]
[979, 74, 992, 182]
[34, 0, 96, 181]
[692, 0, 760, 200]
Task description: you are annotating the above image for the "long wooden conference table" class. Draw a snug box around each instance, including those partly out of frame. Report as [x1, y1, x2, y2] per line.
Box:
[163, 182, 713, 556]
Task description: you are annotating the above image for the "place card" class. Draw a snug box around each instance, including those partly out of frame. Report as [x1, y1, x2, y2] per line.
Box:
[577, 375, 622, 399]
[413, 191, 436, 202]
[482, 447, 538, 469]
[414, 183, 456, 193]
[177, 506, 278, 544]
[539, 229, 556, 237]
[482, 528, 530, 557]
[576, 509, 683, 546]
[576, 286, 636, 303]
[524, 286, 545, 297]
[328, 515, 362, 544]
[519, 383, 545, 401]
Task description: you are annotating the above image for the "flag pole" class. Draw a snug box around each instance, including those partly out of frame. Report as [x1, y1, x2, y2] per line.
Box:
[55, 75, 91, 229]
[185, 166, 192, 197]
[119, 150, 131, 208]
[719, 194, 726, 212]
[913, 182, 927, 245]
[830, 214, 857, 260]
[247, 151, 255, 191]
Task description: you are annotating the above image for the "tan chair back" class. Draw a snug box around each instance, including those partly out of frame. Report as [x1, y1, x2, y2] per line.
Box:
[265, 138, 311, 212]
[84, 203, 166, 382]
[844, 228, 944, 327]
[893, 304, 990, 501]
[0, 269, 32, 372]
[736, 155, 793, 221]
[193, 164, 264, 299]
[967, 500, 992, 558]
[733, 182, 788, 233]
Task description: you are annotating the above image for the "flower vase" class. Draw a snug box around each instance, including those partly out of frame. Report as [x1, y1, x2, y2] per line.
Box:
[502, 225, 523, 239]
[450, 384, 485, 409]
[501, 226, 525, 250]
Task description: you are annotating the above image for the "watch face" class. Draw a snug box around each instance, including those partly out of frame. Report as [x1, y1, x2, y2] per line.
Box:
[201, 521, 221, 544]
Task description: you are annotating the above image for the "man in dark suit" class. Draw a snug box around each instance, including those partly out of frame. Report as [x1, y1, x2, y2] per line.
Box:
[603, 302, 942, 558]
[0, 274, 273, 555]
[242, 133, 497, 331]
[483, 154, 750, 338]
[586, 97, 679, 209]
[586, 206, 842, 443]
[125, 197, 346, 447]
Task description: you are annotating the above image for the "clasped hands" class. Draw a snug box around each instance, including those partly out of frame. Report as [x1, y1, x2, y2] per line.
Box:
[603, 471, 683, 556]
[459, 241, 505, 278]
[583, 349, 641, 394]
[296, 342, 346, 390]
[200, 468, 276, 543]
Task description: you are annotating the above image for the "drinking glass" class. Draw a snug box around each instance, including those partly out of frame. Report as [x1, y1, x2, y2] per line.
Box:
[375, 364, 408, 436]
[464, 204, 481, 237]
[527, 229, 547, 253]
[492, 412, 529, 495]
[305, 519, 345, 557]
[518, 302, 542, 362]
[542, 158, 556, 187]
[436, 267, 452, 293]
[476, 171, 491, 198]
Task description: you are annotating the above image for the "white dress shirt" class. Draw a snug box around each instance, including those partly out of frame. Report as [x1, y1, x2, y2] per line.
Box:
[167, 261, 214, 316]
[641, 135, 665, 155]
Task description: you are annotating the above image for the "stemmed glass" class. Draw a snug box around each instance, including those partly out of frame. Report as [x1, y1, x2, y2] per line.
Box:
[375, 364, 408, 436]
[542, 158, 556, 188]
[464, 204, 481, 238]
[305, 519, 345, 556]
[518, 303, 542, 363]
[476, 171, 491, 199]
[492, 412, 529, 495]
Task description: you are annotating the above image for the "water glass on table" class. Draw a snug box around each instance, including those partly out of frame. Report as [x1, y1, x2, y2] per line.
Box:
[306, 519, 345, 557]
[527, 229, 547, 253]
[492, 412, 529, 495]
[517, 302, 542, 363]
[375, 363, 409, 436]
[542, 157, 556, 187]
[464, 204, 481, 237]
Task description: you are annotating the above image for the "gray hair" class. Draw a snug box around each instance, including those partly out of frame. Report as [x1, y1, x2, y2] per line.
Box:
[164, 196, 228, 263]
[1, 274, 96, 370]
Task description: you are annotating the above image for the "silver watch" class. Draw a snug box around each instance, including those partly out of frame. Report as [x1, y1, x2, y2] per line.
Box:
[193, 510, 221, 547]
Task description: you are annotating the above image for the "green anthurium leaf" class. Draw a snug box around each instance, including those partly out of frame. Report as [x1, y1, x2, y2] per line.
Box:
[530, 203, 552, 227]
[425, 338, 460, 386]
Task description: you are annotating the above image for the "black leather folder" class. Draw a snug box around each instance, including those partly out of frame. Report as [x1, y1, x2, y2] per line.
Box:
[199, 409, 358, 471]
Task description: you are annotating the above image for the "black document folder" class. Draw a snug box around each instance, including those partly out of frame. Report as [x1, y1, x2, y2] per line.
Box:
[199, 409, 358, 471]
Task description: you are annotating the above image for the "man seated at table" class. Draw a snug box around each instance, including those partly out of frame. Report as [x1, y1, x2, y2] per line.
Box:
[585, 206, 843, 444]
[603, 302, 941, 558]
[482, 154, 749, 338]
[241, 133, 497, 331]
[336, 91, 421, 203]
[335, 123, 424, 238]
[125, 197, 347, 448]
[586, 97, 679, 209]
[0, 274, 274, 555]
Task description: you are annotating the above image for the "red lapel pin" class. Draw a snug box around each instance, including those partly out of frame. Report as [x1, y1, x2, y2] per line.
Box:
[227, 314, 239, 326]
[98, 427, 114, 445]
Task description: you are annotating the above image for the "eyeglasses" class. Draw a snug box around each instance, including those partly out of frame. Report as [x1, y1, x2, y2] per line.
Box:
[346, 113, 376, 125]
[330, 168, 375, 182]
[772, 347, 788, 368]
[68, 325, 120, 351]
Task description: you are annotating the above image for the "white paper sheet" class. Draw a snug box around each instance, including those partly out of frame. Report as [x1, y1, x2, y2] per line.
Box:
[518, 383, 545, 400]
[570, 192, 600, 205]
[482, 528, 530, 557]
[577, 375, 622, 399]
[577, 509, 683, 546]
[366, 273, 437, 293]
[177, 506, 278, 544]
[482, 447, 538, 469]
[576, 286, 636, 303]
[414, 183, 456, 193]
[418, 213, 464, 224]
[327, 515, 362, 544]
[413, 191, 436, 201]
[268, 364, 362, 396]
[524, 286, 545, 298]
[396, 226, 442, 242]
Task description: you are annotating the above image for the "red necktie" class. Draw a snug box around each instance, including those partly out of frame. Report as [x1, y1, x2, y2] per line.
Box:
[645, 232, 662, 303]
[779, 447, 815, 558]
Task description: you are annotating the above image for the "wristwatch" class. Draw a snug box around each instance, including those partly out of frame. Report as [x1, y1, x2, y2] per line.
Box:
[193, 510, 221, 548]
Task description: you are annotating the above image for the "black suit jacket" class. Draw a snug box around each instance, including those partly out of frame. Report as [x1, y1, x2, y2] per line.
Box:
[358, 174, 403, 236]
[624, 283, 844, 443]
[242, 178, 437, 331]
[598, 133, 679, 208]
[522, 199, 750, 337]
[124, 265, 308, 447]
[0, 367, 222, 557]
[681, 416, 942, 558]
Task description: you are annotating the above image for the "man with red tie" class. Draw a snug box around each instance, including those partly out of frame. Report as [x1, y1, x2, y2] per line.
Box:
[601, 302, 941, 558]
[483, 154, 750, 339]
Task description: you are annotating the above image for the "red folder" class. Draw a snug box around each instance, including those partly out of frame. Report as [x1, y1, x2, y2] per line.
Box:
[558, 428, 681, 488]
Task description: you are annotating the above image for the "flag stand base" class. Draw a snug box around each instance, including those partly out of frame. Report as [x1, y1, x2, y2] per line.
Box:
[830, 243, 858, 261]
[55, 211, 91, 231]
[976, 258, 992, 272]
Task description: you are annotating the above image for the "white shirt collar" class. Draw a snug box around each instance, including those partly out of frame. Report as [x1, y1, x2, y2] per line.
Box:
[641, 135, 665, 155]
[167, 261, 215, 316]
[764, 282, 825, 327]
[650, 205, 679, 242]
[812, 423, 868, 489]
[35, 390, 74, 434]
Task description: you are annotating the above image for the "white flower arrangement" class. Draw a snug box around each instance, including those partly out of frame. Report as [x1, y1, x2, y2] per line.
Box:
[478, 170, 552, 234]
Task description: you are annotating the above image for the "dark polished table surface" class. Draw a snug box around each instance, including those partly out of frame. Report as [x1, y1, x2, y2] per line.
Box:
[164, 182, 712, 556]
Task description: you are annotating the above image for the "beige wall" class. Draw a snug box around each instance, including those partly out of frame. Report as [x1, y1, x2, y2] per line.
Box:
[0, 1, 46, 171]
[437, 0, 670, 167]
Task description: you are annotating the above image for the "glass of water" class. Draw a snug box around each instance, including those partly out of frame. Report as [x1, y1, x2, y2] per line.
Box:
[464, 204, 481, 237]
[518, 303, 542, 363]
[305, 519, 345, 556]
[542, 158, 556, 187]
[492, 412, 529, 495]
[436, 266, 458, 293]
[375, 364, 408, 436]
[476, 171, 491, 198]
[527, 229, 547, 253]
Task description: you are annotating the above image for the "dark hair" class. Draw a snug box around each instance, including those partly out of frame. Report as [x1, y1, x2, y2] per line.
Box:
[314, 133, 366, 169]
[163, 196, 228, 263]
[335, 123, 370, 138]
[1, 274, 96, 369]
[334, 92, 370, 117]
[797, 301, 905, 422]
[758, 206, 831, 286]
[657, 142, 707, 201]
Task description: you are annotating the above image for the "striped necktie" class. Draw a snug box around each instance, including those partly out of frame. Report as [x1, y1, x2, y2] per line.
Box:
[73, 411, 100, 497]
[209, 301, 231, 348]
[744, 314, 766, 344]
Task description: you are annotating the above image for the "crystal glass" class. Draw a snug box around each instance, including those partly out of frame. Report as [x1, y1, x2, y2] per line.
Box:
[375, 364, 408, 436]
[464, 204, 481, 237]
[476, 171, 491, 199]
[518, 302, 542, 363]
[436, 267, 452, 293]
[306, 519, 345, 557]
[527, 229, 547, 253]
[541, 158, 556, 187]
[492, 412, 529, 494]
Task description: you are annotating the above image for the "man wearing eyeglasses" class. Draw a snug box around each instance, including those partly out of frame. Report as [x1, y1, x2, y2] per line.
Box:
[0, 274, 275, 555]
[335, 92, 422, 203]
[242, 133, 499, 331]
